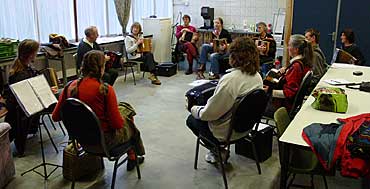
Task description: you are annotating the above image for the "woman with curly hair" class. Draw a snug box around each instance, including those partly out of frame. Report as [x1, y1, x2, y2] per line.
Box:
[186, 37, 263, 163]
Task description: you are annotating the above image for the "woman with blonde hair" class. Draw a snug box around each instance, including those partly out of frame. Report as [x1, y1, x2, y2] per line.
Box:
[125, 22, 161, 85]
[52, 50, 145, 171]
[5, 39, 40, 155]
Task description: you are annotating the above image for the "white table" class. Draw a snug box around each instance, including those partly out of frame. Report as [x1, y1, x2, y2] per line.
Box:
[278, 63, 370, 189]
[280, 63, 370, 146]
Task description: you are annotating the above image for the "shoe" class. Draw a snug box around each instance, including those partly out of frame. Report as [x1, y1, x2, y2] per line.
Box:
[149, 74, 161, 85]
[185, 70, 193, 75]
[209, 74, 220, 80]
[127, 156, 145, 171]
[196, 72, 206, 80]
[205, 151, 217, 164]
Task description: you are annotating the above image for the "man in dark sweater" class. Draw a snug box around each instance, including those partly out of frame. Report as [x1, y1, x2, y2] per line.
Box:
[76, 26, 118, 86]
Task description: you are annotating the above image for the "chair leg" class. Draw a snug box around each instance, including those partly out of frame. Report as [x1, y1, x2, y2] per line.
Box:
[194, 137, 200, 169]
[111, 160, 119, 189]
[287, 173, 296, 188]
[124, 66, 128, 82]
[142, 71, 145, 78]
[134, 149, 141, 179]
[311, 174, 315, 189]
[250, 139, 261, 174]
[217, 146, 228, 189]
[323, 175, 328, 189]
[130, 66, 136, 85]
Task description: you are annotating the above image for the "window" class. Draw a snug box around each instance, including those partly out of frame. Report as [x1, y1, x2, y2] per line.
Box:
[0, 0, 173, 42]
[0, 0, 37, 40]
[37, 0, 75, 42]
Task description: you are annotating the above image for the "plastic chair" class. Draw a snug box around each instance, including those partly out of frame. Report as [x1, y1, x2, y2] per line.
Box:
[60, 98, 141, 189]
[193, 89, 268, 189]
[274, 107, 329, 189]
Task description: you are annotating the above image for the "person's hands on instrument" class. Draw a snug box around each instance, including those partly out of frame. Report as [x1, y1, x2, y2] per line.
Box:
[105, 55, 111, 61]
[219, 43, 227, 51]
[279, 66, 286, 74]
[136, 38, 144, 45]
[181, 28, 191, 33]
[257, 44, 267, 55]
[263, 85, 269, 93]
[51, 86, 58, 94]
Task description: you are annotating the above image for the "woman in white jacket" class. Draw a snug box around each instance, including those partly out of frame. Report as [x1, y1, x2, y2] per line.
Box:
[125, 22, 161, 85]
[186, 37, 263, 163]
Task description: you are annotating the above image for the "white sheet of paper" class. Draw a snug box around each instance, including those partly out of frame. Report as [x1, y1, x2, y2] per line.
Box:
[331, 63, 359, 69]
[10, 80, 43, 117]
[27, 75, 58, 108]
[188, 79, 211, 87]
[324, 79, 352, 85]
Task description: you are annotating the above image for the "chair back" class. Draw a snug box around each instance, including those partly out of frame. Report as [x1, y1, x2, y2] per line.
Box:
[229, 89, 268, 135]
[331, 48, 358, 65]
[273, 107, 291, 137]
[60, 98, 110, 157]
[290, 70, 313, 118]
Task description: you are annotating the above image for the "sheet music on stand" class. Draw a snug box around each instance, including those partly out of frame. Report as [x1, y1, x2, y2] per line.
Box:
[10, 75, 58, 117]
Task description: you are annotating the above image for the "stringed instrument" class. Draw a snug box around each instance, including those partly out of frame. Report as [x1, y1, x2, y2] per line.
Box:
[137, 35, 152, 53]
[212, 38, 228, 53]
[179, 30, 194, 42]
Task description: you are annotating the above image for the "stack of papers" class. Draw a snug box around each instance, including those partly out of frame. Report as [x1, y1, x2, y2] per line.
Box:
[324, 79, 353, 85]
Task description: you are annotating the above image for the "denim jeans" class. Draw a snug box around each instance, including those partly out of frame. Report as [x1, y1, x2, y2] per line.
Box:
[210, 52, 230, 74]
[186, 115, 219, 147]
[199, 44, 229, 74]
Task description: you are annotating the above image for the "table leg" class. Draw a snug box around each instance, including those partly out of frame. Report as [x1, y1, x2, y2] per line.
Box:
[280, 141, 290, 189]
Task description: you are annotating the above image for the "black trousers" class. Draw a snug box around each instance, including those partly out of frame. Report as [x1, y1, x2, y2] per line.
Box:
[103, 68, 119, 86]
[134, 52, 156, 74]
[186, 115, 219, 148]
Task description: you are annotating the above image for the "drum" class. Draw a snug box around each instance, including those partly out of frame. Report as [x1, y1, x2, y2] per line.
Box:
[137, 38, 152, 53]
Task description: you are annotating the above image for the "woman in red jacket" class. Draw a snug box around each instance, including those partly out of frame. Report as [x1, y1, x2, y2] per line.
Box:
[52, 50, 145, 171]
[264, 34, 313, 116]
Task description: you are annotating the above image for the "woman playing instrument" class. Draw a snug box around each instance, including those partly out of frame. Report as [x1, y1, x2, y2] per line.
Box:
[198, 17, 232, 80]
[175, 14, 198, 75]
[52, 50, 145, 171]
[263, 34, 313, 116]
[255, 21, 276, 76]
[125, 22, 161, 85]
[340, 28, 366, 66]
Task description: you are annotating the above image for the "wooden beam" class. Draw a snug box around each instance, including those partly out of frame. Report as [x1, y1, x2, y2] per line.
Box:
[283, 0, 294, 66]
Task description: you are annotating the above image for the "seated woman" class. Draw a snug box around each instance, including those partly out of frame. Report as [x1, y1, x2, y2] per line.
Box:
[175, 14, 198, 75]
[125, 22, 161, 85]
[255, 22, 276, 76]
[186, 37, 263, 163]
[52, 50, 145, 171]
[4, 39, 50, 156]
[264, 34, 313, 117]
[197, 17, 232, 80]
[340, 28, 366, 66]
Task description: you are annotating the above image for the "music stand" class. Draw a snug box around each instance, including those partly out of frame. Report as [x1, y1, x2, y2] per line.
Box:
[21, 104, 62, 180]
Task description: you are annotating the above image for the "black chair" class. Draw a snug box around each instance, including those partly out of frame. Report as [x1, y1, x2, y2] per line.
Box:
[60, 98, 141, 189]
[122, 41, 145, 85]
[289, 70, 313, 118]
[193, 89, 268, 189]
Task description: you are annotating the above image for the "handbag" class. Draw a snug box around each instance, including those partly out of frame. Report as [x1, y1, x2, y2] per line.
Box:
[311, 87, 348, 113]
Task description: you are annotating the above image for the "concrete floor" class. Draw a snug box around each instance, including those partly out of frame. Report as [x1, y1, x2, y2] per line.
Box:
[5, 69, 363, 189]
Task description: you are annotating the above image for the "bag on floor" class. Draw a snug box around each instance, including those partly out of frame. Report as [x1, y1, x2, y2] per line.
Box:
[62, 143, 103, 181]
[156, 63, 177, 77]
